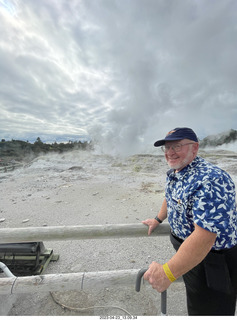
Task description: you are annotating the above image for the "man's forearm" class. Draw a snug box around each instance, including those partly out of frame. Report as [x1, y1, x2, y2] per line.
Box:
[156, 198, 168, 221]
[167, 224, 217, 279]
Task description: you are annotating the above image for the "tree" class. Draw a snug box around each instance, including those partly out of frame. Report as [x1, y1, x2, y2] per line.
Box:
[35, 137, 43, 145]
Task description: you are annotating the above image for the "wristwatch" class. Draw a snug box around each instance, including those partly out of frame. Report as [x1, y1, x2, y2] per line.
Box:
[154, 216, 163, 224]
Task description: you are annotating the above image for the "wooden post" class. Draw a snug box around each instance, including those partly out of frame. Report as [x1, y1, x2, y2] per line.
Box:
[0, 223, 170, 243]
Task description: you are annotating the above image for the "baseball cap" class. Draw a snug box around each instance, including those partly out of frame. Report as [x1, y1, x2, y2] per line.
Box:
[154, 127, 198, 147]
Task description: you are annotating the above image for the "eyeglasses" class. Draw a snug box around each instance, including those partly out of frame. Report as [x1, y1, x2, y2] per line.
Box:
[161, 143, 195, 153]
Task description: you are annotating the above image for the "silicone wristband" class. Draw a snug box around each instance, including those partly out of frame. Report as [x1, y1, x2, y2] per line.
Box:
[163, 263, 176, 282]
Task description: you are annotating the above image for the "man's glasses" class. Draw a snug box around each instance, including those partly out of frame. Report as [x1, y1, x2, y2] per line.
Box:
[161, 143, 195, 153]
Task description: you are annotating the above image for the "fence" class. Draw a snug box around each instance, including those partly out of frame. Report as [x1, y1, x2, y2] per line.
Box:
[0, 223, 174, 295]
[0, 163, 22, 173]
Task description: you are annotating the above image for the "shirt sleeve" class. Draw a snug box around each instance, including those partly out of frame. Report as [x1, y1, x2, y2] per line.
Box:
[192, 175, 233, 235]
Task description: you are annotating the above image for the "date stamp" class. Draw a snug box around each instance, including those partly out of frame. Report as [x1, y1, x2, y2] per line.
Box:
[99, 316, 138, 320]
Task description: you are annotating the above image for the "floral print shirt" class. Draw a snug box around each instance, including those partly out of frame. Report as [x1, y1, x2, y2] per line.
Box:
[166, 156, 237, 250]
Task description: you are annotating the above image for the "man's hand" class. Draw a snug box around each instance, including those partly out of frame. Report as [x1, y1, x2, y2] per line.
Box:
[142, 218, 159, 235]
[144, 261, 171, 292]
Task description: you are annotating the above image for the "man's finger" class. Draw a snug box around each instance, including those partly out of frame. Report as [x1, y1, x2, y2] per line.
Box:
[148, 228, 153, 236]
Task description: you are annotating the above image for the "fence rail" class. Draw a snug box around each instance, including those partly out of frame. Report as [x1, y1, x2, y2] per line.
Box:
[0, 223, 170, 243]
[0, 269, 142, 295]
[0, 223, 173, 296]
[0, 164, 22, 173]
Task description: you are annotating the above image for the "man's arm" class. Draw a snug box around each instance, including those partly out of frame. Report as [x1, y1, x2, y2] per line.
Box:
[142, 198, 168, 235]
[144, 224, 217, 292]
[168, 224, 217, 278]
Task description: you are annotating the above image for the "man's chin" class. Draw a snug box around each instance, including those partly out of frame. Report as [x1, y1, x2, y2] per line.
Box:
[168, 160, 189, 172]
[167, 161, 180, 170]
[168, 164, 180, 170]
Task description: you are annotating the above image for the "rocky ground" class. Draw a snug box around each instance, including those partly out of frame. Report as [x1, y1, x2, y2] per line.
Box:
[0, 149, 236, 317]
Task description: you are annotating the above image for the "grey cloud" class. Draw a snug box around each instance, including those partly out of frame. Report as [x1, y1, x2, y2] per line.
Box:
[0, 0, 237, 154]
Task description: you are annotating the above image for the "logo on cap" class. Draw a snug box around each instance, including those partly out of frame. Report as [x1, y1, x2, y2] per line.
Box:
[166, 130, 176, 137]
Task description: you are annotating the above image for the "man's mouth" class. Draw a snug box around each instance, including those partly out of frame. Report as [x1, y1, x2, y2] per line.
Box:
[167, 156, 179, 161]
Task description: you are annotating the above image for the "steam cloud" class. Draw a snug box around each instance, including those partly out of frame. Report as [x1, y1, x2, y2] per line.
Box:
[0, 0, 237, 155]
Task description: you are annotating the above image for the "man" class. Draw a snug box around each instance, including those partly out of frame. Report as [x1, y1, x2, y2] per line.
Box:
[142, 127, 237, 315]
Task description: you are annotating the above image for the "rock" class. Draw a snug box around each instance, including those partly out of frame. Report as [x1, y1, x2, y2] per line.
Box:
[68, 166, 83, 171]
[0, 218, 6, 223]
[22, 219, 30, 223]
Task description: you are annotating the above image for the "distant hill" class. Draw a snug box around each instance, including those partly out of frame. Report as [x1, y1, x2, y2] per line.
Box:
[199, 129, 237, 148]
[0, 138, 92, 163]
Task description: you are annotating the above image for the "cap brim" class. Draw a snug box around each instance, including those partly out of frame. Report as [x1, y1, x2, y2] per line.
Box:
[154, 137, 183, 147]
[154, 140, 165, 147]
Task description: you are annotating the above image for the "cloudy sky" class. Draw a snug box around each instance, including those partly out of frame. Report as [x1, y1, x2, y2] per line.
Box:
[0, 0, 237, 154]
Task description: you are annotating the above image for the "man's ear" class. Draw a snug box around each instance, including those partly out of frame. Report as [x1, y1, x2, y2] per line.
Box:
[193, 142, 199, 155]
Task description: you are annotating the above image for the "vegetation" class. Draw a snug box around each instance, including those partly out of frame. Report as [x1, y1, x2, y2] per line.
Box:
[0, 138, 93, 163]
[199, 129, 237, 148]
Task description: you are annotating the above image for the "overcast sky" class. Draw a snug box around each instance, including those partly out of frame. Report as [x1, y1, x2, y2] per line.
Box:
[0, 0, 237, 154]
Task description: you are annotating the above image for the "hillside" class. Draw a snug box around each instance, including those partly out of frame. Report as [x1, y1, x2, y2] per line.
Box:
[199, 129, 237, 148]
[0, 138, 92, 164]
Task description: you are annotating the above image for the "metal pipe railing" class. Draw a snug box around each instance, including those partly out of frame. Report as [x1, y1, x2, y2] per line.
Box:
[0, 262, 15, 278]
[0, 269, 139, 295]
[0, 223, 174, 296]
[0, 223, 170, 243]
[0, 268, 182, 296]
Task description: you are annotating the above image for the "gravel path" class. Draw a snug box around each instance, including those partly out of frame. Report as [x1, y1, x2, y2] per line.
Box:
[0, 150, 236, 316]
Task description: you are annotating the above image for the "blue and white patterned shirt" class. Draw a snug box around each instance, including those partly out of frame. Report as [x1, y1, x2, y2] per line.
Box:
[166, 156, 237, 250]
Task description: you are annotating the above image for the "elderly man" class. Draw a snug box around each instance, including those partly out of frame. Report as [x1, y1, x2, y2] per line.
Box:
[142, 127, 237, 315]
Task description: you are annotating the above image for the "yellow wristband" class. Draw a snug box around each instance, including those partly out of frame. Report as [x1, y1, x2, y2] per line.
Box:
[163, 263, 176, 282]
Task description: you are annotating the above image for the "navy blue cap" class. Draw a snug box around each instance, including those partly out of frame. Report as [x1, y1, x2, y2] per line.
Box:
[154, 127, 198, 147]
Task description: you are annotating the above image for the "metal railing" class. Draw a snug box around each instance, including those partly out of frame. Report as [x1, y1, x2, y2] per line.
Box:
[0, 223, 174, 295]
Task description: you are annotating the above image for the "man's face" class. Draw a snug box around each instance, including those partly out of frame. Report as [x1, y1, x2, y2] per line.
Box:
[164, 139, 199, 172]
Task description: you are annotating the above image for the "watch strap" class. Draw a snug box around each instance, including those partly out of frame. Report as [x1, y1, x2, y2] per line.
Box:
[154, 216, 163, 224]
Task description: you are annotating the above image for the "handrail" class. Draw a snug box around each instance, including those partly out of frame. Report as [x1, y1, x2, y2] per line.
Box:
[0, 268, 183, 295]
[0, 262, 15, 278]
[0, 223, 175, 297]
[0, 269, 140, 295]
[0, 223, 170, 243]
